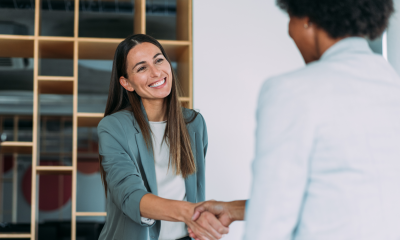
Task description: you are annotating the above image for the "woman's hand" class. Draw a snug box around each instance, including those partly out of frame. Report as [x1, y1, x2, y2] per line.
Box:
[183, 203, 229, 240]
[139, 194, 228, 239]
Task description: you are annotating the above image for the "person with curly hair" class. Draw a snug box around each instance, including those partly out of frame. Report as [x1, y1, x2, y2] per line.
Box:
[189, 0, 400, 239]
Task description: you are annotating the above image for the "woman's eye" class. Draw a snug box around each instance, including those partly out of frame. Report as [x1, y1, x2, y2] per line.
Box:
[156, 58, 164, 64]
[138, 66, 145, 72]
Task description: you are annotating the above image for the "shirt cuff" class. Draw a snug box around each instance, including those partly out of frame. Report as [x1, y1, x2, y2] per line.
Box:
[141, 217, 155, 226]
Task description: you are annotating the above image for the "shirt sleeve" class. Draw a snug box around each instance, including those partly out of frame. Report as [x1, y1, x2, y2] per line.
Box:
[98, 115, 155, 227]
[243, 78, 316, 239]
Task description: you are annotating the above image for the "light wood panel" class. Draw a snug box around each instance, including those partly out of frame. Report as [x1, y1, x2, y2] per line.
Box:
[0, 37, 34, 58]
[0, 233, 31, 238]
[39, 39, 74, 59]
[177, 0, 191, 41]
[77, 113, 104, 127]
[0, 142, 33, 154]
[134, 0, 146, 34]
[36, 166, 73, 175]
[78, 39, 190, 60]
[0, 0, 193, 239]
[78, 38, 120, 60]
[75, 212, 107, 217]
[38, 76, 75, 94]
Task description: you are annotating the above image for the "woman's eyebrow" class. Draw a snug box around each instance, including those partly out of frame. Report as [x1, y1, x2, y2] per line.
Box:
[132, 53, 163, 70]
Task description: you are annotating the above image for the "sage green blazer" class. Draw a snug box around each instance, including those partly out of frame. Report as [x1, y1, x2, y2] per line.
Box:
[97, 107, 207, 240]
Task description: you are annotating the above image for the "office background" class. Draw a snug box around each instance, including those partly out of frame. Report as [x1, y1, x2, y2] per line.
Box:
[1, 0, 400, 239]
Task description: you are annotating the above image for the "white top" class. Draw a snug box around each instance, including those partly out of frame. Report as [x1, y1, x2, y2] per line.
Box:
[245, 37, 400, 240]
[149, 121, 188, 240]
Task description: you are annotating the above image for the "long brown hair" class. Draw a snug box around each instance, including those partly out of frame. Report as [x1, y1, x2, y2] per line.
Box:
[100, 34, 197, 197]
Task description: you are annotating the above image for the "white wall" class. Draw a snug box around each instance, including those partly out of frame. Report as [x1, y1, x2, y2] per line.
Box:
[193, 0, 304, 239]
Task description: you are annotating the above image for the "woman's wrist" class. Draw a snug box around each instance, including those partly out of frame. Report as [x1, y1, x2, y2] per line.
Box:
[177, 201, 196, 223]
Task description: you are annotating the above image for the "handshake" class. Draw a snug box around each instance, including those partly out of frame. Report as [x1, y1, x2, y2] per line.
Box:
[186, 200, 246, 240]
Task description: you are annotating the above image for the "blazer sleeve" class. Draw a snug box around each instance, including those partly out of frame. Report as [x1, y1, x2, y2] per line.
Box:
[98, 115, 153, 227]
[200, 113, 208, 157]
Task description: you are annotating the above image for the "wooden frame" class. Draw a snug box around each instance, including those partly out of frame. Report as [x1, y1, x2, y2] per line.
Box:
[0, 0, 193, 239]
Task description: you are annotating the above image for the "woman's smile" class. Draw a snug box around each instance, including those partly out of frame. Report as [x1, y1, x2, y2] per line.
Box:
[149, 77, 167, 88]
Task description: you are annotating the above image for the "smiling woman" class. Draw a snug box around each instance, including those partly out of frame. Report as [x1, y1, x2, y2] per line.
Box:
[97, 34, 228, 240]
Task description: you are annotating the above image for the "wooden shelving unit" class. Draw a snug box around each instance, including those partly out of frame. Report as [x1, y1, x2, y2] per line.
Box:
[0, 0, 193, 239]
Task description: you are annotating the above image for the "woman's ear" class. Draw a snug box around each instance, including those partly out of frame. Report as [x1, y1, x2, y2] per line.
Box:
[119, 76, 134, 92]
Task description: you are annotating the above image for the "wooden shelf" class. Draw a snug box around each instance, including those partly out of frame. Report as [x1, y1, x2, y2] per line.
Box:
[78, 38, 120, 60]
[0, 233, 31, 239]
[77, 113, 103, 127]
[75, 212, 107, 217]
[39, 40, 74, 59]
[160, 40, 190, 62]
[1, 1, 193, 239]
[38, 36, 74, 41]
[77, 38, 190, 60]
[0, 141, 33, 154]
[0, 36, 34, 58]
[38, 76, 75, 94]
[36, 166, 73, 175]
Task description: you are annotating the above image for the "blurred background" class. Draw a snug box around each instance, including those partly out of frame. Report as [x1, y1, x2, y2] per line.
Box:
[1, 0, 400, 239]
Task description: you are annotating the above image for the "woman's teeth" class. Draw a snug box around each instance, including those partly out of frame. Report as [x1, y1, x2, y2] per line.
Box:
[149, 79, 165, 88]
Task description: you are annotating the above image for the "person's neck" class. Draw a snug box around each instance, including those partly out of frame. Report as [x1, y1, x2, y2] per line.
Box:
[142, 98, 166, 122]
[315, 29, 345, 60]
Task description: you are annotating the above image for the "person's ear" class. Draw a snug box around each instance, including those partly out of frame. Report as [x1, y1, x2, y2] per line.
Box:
[119, 76, 134, 92]
[303, 17, 313, 30]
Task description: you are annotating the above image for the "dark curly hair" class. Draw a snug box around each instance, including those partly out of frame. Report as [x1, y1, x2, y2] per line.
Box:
[277, 0, 394, 40]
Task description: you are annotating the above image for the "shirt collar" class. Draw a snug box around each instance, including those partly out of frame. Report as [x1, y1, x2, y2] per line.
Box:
[320, 37, 372, 61]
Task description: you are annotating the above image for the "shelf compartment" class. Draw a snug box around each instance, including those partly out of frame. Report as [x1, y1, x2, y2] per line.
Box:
[78, 0, 137, 38]
[0, 37, 34, 58]
[0, 142, 33, 154]
[0, 116, 33, 142]
[78, 58, 111, 113]
[78, 38, 120, 60]
[38, 111, 73, 167]
[0, 233, 31, 238]
[77, 113, 103, 127]
[36, 166, 73, 175]
[0, 3, 35, 36]
[38, 76, 75, 95]
[146, 0, 190, 41]
[40, 0, 75, 37]
[39, 39, 74, 76]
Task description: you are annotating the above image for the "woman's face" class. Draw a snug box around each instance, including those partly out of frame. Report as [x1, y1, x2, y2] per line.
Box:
[288, 15, 318, 64]
[120, 42, 172, 100]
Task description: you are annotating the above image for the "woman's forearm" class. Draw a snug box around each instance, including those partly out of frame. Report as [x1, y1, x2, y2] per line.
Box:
[139, 193, 194, 222]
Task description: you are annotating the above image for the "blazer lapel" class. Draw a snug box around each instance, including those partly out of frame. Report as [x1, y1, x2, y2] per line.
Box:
[135, 133, 158, 196]
[132, 101, 158, 196]
[185, 131, 197, 203]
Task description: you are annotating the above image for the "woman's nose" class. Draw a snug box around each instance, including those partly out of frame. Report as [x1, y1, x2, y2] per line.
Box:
[149, 64, 161, 77]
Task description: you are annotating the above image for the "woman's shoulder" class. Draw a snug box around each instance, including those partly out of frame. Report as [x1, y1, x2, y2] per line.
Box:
[98, 110, 137, 133]
[182, 107, 206, 131]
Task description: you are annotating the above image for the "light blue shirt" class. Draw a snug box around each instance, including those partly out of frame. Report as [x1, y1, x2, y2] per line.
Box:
[244, 37, 400, 240]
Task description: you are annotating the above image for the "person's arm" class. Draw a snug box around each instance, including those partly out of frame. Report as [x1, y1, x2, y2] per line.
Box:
[244, 78, 315, 239]
[99, 116, 228, 240]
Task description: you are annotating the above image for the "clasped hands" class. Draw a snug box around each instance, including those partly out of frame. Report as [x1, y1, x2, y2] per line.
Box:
[185, 200, 246, 240]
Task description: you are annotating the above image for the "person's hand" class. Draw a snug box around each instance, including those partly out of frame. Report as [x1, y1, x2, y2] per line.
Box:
[188, 200, 246, 239]
[183, 203, 229, 240]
